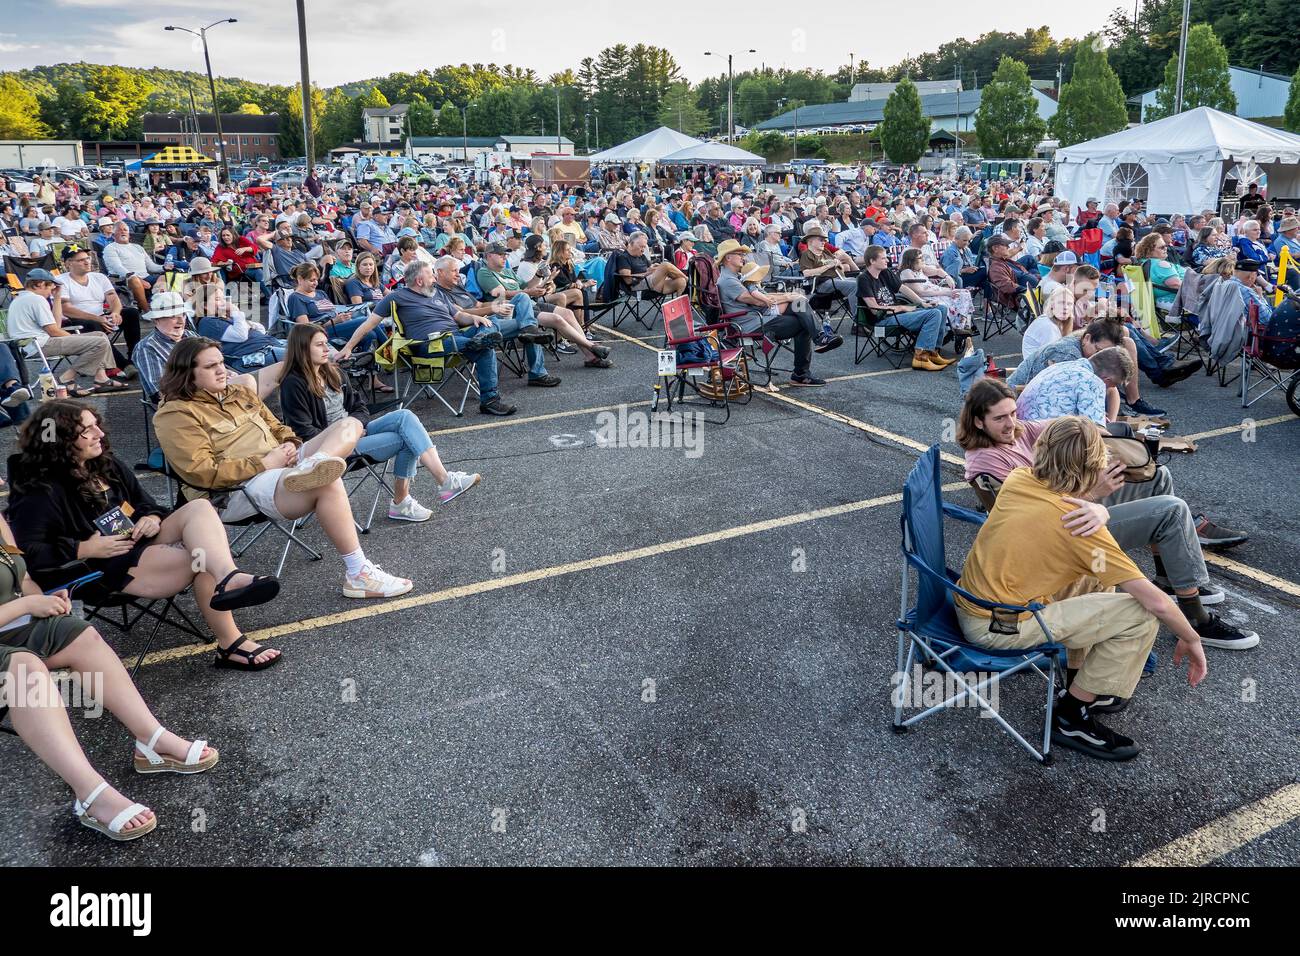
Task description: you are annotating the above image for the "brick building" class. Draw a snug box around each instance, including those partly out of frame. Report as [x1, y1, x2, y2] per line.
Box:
[142, 113, 283, 162]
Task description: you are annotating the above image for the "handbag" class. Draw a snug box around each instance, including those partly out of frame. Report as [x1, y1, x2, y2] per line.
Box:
[1102, 433, 1158, 482]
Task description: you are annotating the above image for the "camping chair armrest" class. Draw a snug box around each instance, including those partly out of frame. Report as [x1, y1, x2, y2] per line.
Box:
[941, 502, 986, 526]
[32, 561, 104, 595]
[903, 549, 1043, 615]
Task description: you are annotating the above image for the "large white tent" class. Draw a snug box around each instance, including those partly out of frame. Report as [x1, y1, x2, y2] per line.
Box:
[1054, 107, 1300, 215]
[588, 126, 705, 164]
[657, 141, 766, 166]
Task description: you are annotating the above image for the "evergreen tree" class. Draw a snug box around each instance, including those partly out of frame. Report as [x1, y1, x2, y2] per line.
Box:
[975, 56, 1047, 157]
[657, 81, 709, 136]
[1051, 35, 1129, 146]
[1146, 23, 1236, 120]
[1286, 64, 1300, 134]
[879, 77, 929, 164]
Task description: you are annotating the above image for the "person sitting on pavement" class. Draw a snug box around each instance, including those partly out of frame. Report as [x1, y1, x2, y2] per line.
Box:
[856, 244, 955, 372]
[715, 239, 837, 388]
[955, 415, 1212, 762]
[9, 402, 285, 670]
[153, 338, 414, 599]
[277, 324, 481, 523]
[961, 375, 1250, 559]
[0, 509, 216, 842]
[1017, 346, 1133, 425]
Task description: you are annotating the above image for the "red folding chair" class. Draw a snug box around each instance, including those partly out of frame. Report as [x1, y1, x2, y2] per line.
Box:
[653, 295, 751, 424]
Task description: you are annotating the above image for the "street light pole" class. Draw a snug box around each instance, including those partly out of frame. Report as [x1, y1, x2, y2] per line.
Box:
[1174, 0, 1192, 114]
[594, 111, 600, 151]
[460, 107, 468, 162]
[164, 17, 237, 183]
[705, 49, 755, 143]
[556, 88, 562, 154]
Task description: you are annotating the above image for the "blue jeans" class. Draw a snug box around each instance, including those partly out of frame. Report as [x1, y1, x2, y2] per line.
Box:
[436, 328, 501, 403]
[354, 409, 432, 480]
[490, 293, 547, 379]
[0, 344, 31, 425]
[1126, 321, 1174, 381]
[885, 307, 946, 351]
[325, 313, 385, 351]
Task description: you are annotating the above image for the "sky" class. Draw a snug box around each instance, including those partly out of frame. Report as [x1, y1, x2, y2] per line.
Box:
[5, 0, 1119, 87]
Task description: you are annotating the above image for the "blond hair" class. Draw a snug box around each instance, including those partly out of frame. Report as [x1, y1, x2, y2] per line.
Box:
[1031, 416, 1107, 496]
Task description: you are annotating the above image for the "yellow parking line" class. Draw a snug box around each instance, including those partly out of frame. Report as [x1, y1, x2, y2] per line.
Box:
[594, 323, 965, 465]
[1127, 783, 1300, 866]
[128, 483, 969, 669]
[1181, 414, 1295, 443]
[1203, 553, 1300, 599]
[427, 401, 651, 437]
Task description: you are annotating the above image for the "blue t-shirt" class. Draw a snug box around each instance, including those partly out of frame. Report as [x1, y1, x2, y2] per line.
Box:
[286, 289, 334, 322]
[343, 276, 381, 304]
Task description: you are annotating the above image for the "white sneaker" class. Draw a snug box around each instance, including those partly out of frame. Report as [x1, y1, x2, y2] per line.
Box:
[388, 495, 433, 522]
[283, 453, 346, 492]
[438, 471, 481, 504]
[342, 564, 414, 599]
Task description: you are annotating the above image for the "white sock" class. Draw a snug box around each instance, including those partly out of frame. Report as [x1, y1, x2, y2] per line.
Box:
[342, 548, 368, 578]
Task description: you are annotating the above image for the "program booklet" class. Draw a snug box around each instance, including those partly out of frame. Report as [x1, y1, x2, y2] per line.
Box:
[93, 501, 135, 538]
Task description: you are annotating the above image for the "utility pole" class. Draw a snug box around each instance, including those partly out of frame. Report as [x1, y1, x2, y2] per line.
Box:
[705, 49, 755, 143]
[460, 107, 468, 162]
[556, 87, 562, 154]
[585, 112, 590, 152]
[295, 0, 313, 173]
[1174, 0, 1192, 114]
[163, 17, 237, 182]
[954, 64, 961, 163]
[594, 110, 599, 150]
[186, 84, 203, 153]
[849, 52, 855, 83]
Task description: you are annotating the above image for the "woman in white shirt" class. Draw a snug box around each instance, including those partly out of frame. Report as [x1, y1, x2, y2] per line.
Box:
[1022, 266, 1100, 358]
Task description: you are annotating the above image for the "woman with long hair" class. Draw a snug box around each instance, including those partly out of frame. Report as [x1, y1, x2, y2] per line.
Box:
[184, 257, 286, 368]
[209, 226, 262, 285]
[345, 251, 384, 306]
[277, 324, 480, 521]
[8, 400, 283, 669]
[0, 506, 219, 841]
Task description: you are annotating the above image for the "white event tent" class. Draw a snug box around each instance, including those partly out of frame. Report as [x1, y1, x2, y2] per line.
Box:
[657, 141, 767, 166]
[1054, 107, 1300, 215]
[588, 126, 705, 164]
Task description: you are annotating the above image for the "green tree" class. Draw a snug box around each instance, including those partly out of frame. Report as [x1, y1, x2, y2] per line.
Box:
[317, 88, 356, 154]
[281, 82, 326, 159]
[0, 76, 51, 139]
[235, 102, 263, 114]
[1051, 35, 1129, 146]
[657, 81, 709, 135]
[435, 101, 464, 137]
[407, 94, 435, 137]
[879, 77, 929, 164]
[1286, 64, 1300, 133]
[1146, 23, 1237, 120]
[975, 56, 1047, 157]
[78, 65, 153, 139]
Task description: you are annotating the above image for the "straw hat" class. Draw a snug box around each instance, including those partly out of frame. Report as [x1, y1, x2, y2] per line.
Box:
[185, 256, 222, 277]
[714, 238, 752, 261]
[739, 261, 769, 285]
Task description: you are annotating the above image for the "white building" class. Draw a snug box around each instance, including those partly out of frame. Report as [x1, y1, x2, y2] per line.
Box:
[849, 80, 960, 103]
[363, 105, 409, 146]
[1138, 66, 1292, 122]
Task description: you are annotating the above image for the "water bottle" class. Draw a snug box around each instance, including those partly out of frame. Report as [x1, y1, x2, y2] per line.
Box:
[37, 365, 57, 401]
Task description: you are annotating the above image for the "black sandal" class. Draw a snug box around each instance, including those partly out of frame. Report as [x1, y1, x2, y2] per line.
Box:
[209, 570, 281, 612]
[214, 636, 282, 671]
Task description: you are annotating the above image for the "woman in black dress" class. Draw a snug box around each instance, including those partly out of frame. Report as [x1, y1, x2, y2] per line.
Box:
[8, 401, 283, 671]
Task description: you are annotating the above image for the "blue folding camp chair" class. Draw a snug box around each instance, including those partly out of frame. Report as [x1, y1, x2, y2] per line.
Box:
[894, 445, 1067, 764]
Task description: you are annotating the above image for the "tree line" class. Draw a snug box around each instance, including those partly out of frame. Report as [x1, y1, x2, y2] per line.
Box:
[1, 6, 1298, 156]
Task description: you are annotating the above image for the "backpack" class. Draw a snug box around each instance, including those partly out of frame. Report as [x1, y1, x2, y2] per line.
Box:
[687, 255, 721, 319]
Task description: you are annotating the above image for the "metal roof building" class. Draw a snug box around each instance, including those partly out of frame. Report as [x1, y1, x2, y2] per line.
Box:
[1137, 66, 1293, 122]
[754, 88, 1057, 136]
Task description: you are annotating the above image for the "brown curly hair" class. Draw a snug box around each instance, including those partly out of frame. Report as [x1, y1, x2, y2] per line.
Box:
[13, 400, 118, 500]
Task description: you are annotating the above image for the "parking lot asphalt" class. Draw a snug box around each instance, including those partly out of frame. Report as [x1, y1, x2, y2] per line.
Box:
[1, 307, 1296, 866]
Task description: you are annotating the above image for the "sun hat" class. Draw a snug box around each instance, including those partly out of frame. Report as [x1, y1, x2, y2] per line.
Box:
[676, 231, 696, 242]
[739, 261, 769, 284]
[144, 291, 189, 319]
[185, 256, 222, 276]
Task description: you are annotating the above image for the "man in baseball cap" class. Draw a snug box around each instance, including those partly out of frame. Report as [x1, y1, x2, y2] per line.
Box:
[1038, 249, 1079, 298]
[5, 269, 119, 395]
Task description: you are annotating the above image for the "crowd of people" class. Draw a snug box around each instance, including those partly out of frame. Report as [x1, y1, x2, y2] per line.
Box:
[0, 153, 1288, 837]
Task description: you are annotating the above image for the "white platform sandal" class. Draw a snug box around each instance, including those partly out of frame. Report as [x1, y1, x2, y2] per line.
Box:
[134, 726, 220, 775]
[74, 781, 156, 842]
